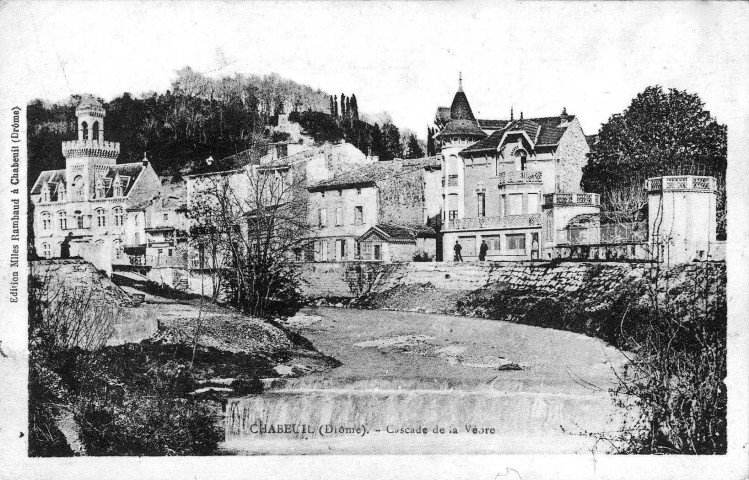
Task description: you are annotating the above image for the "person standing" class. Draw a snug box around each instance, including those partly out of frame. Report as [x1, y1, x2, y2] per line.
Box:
[453, 240, 463, 262]
[479, 239, 488, 261]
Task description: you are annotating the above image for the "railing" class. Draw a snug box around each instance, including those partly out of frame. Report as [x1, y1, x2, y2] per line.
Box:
[543, 193, 601, 206]
[448, 213, 542, 230]
[646, 176, 716, 192]
[62, 139, 120, 159]
[496, 170, 543, 186]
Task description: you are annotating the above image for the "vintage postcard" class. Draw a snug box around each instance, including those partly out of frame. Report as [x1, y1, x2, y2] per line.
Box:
[1, 1, 748, 479]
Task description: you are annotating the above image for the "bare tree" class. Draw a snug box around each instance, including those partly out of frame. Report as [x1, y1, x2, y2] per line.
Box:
[189, 161, 314, 317]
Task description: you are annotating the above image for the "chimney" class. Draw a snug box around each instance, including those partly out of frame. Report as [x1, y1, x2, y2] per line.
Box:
[560, 107, 568, 124]
[142, 151, 149, 167]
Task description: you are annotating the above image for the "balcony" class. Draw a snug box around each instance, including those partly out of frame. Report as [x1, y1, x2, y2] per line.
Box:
[496, 170, 543, 186]
[447, 213, 542, 231]
[646, 176, 717, 192]
[543, 193, 600, 206]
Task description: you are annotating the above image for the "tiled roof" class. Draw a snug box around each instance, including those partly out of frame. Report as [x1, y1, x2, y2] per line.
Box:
[434, 119, 488, 139]
[31, 169, 65, 195]
[307, 161, 407, 191]
[450, 91, 476, 121]
[478, 119, 510, 130]
[436, 107, 451, 124]
[460, 115, 575, 154]
[360, 223, 437, 241]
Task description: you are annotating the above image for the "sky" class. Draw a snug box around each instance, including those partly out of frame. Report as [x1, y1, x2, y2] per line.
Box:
[1, 1, 748, 139]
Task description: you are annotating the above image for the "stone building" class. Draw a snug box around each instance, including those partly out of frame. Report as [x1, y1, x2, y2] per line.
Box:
[30, 97, 161, 273]
[433, 77, 596, 261]
[306, 158, 439, 262]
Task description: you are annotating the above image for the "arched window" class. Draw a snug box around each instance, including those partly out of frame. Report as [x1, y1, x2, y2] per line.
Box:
[40, 211, 51, 230]
[81, 121, 88, 141]
[113, 207, 124, 226]
[41, 242, 51, 259]
[92, 121, 100, 141]
[515, 149, 528, 171]
[58, 211, 67, 230]
[41, 186, 50, 203]
[74, 210, 84, 229]
[57, 184, 66, 202]
[95, 180, 105, 199]
[73, 175, 84, 198]
[95, 208, 106, 227]
[114, 182, 123, 197]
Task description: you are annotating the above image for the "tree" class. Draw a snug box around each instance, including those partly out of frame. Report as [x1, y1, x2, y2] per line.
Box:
[189, 163, 311, 318]
[404, 134, 425, 159]
[333, 95, 338, 117]
[380, 122, 402, 160]
[329, 95, 335, 116]
[350, 94, 359, 120]
[426, 127, 436, 156]
[581, 85, 727, 238]
[340, 93, 346, 119]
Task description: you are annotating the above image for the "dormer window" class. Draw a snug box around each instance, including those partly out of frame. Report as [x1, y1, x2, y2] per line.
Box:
[114, 183, 123, 197]
[96, 181, 106, 199]
[57, 184, 66, 202]
[515, 149, 528, 171]
[41, 186, 50, 203]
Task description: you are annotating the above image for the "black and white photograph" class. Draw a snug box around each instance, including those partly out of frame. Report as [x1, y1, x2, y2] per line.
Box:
[0, 1, 747, 478]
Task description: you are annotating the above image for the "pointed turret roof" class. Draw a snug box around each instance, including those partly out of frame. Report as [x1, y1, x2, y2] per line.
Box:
[435, 75, 486, 139]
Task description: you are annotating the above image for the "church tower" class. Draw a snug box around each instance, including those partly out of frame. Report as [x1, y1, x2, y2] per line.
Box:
[63, 96, 120, 202]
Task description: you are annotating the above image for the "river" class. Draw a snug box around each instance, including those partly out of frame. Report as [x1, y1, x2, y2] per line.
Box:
[222, 307, 627, 455]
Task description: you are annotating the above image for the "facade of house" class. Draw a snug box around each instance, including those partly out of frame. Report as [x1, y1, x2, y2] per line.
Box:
[434, 78, 597, 261]
[306, 158, 439, 262]
[30, 97, 161, 273]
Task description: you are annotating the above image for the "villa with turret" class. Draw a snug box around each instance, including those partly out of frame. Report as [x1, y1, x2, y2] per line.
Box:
[30, 96, 161, 273]
[434, 77, 599, 261]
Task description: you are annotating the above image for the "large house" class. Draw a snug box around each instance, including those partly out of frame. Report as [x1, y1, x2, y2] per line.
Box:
[435, 78, 599, 261]
[30, 97, 161, 273]
[306, 158, 441, 262]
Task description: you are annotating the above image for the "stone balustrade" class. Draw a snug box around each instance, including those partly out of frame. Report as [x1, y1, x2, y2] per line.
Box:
[448, 213, 542, 230]
[543, 192, 600, 206]
[497, 170, 543, 186]
[646, 176, 716, 192]
[62, 139, 120, 159]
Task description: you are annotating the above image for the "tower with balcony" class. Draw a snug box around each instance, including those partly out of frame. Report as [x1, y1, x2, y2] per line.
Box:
[646, 175, 718, 264]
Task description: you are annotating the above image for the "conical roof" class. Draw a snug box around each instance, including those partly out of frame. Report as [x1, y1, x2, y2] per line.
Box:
[450, 90, 476, 121]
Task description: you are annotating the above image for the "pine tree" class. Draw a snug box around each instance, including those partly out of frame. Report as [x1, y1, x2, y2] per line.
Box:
[340, 94, 346, 119]
[345, 97, 350, 119]
[426, 127, 435, 156]
[380, 122, 402, 161]
[329, 96, 335, 116]
[351, 94, 359, 120]
[405, 134, 425, 159]
[333, 95, 338, 117]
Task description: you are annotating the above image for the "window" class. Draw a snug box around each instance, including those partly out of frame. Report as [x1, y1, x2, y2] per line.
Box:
[355, 241, 361, 259]
[354, 206, 363, 225]
[96, 183, 105, 199]
[321, 191, 326, 198]
[335, 207, 343, 226]
[516, 149, 528, 171]
[73, 175, 84, 198]
[448, 175, 459, 187]
[477, 193, 486, 218]
[114, 240, 123, 259]
[163, 213, 169, 221]
[40, 211, 51, 230]
[321, 241, 329, 261]
[135, 214, 140, 226]
[336, 239, 346, 260]
[506, 234, 526, 251]
[449, 210, 458, 221]
[114, 184, 123, 197]
[505, 193, 523, 216]
[483, 235, 501, 251]
[168, 249, 173, 257]
[92, 121, 99, 141]
[373, 244, 382, 261]
[337, 189, 342, 196]
[96, 208, 106, 227]
[527, 193, 539, 214]
[113, 207, 124, 226]
[41, 242, 51, 258]
[42, 187, 50, 202]
[74, 211, 84, 229]
[57, 185, 65, 202]
[58, 211, 67, 230]
[356, 188, 361, 195]
[319, 208, 327, 227]
[81, 121, 88, 140]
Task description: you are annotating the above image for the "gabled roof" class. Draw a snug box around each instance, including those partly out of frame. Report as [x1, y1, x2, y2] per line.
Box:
[358, 223, 437, 242]
[460, 115, 576, 154]
[31, 169, 65, 195]
[478, 119, 510, 130]
[307, 160, 408, 192]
